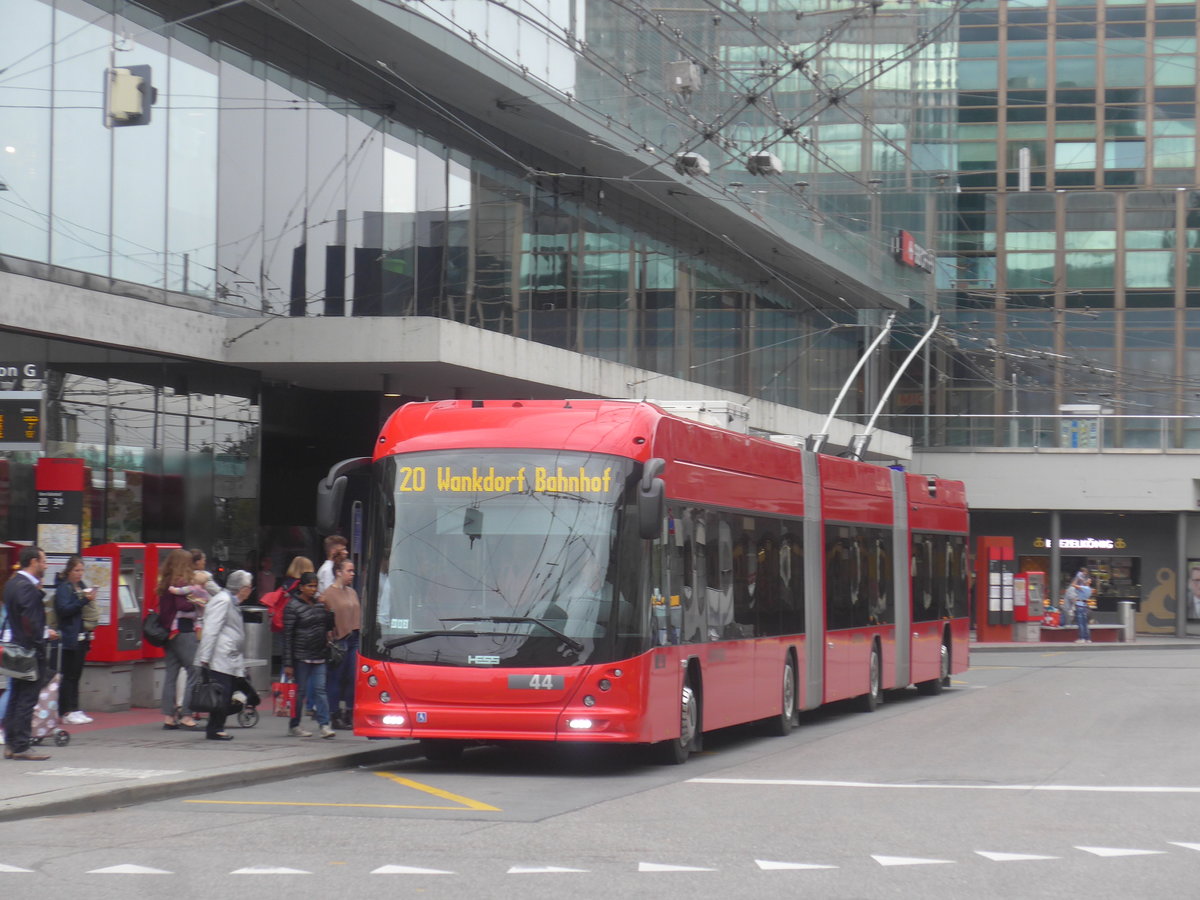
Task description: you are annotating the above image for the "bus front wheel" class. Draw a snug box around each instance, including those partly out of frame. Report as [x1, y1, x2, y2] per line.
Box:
[654, 683, 699, 765]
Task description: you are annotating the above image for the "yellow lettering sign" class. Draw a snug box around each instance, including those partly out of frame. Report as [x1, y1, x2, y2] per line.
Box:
[431, 465, 613, 495]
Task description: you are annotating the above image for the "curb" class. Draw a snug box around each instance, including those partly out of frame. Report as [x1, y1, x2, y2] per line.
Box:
[0, 740, 425, 824]
[971, 641, 1200, 653]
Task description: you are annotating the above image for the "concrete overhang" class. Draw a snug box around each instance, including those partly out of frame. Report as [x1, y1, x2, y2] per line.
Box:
[223, 315, 912, 461]
[2, 262, 912, 462]
[260, 0, 909, 312]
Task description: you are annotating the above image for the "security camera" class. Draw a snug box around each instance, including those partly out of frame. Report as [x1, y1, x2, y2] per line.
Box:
[673, 152, 711, 176]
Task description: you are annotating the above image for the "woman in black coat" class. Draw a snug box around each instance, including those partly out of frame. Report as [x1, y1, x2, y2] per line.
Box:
[54, 556, 97, 725]
[281, 572, 335, 739]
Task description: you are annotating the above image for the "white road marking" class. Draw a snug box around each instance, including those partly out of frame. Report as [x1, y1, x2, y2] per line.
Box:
[1169, 843, 1200, 852]
[689, 777, 1200, 794]
[975, 851, 1059, 862]
[230, 866, 312, 874]
[30, 767, 183, 780]
[638, 862, 716, 872]
[872, 855, 954, 867]
[1075, 847, 1166, 858]
[507, 866, 589, 874]
[371, 865, 454, 875]
[755, 859, 837, 870]
[0, 864, 34, 873]
[88, 865, 172, 874]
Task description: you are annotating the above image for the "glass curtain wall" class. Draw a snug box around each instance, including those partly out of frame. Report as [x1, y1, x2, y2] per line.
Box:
[934, 0, 1200, 448]
[0, 0, 862, 409]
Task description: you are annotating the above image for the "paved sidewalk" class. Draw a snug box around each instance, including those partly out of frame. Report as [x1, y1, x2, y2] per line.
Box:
[0, 706, 419, 823]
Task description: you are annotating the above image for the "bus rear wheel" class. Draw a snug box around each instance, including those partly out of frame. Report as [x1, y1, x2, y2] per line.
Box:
[765, 655, 797, 736]
[858, 647, 882, 712]
[654, 683, 699, 765]
[917, 642, 949, 695]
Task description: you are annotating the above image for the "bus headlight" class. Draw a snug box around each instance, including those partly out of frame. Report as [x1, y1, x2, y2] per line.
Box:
[567, 718, 593, 730]
[381, 714, 406, 726]
[379, 691, 392, 703]
[583, 695, 596, 707]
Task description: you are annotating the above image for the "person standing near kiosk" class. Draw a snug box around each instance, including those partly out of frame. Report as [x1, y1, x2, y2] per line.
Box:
[54, 556, 96, 725]
[3, 547, 57, 760]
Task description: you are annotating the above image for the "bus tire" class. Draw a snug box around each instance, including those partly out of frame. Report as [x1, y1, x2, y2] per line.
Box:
[917, 641, 950, 695]
[420, 739, 465, 763]
[654, 682, 699, 765]
[765, 653, 797, 736]
[858, 646, 882, 712]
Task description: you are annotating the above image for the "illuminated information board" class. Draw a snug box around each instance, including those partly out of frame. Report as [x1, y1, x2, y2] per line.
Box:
[0, 391, 44, 450]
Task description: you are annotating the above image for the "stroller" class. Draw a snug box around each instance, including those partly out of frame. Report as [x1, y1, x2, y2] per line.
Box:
[228, 675, 261, 729]
[31, 645, 69, 748]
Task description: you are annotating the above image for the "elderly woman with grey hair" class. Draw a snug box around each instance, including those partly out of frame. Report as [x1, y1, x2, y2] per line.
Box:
[194, 570, 253, 741]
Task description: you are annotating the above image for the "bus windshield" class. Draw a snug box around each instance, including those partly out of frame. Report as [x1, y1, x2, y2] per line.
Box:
[364, 450, 639, 667]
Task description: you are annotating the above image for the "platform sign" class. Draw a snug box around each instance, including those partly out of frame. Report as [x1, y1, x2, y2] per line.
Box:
[0, 391, 43, 450]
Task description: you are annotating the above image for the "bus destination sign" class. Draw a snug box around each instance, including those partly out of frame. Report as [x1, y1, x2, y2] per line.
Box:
[396, 464, 616, 495]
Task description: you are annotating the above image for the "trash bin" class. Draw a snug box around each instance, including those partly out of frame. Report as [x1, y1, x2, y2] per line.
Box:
[240, 605, 271, 692]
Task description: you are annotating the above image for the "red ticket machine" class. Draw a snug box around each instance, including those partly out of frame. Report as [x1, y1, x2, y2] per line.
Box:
[1013, 570, 1047, 622]
[82, 543, 153, 663]
[141, 543, 181, 660]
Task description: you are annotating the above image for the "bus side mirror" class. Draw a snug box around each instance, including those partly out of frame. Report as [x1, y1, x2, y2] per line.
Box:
[317, 457, 371, 535]
[637, 457, 666, 540]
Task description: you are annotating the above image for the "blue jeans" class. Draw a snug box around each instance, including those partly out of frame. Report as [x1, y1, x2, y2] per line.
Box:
[290, 661, 329, 728]
[326, 631, 359, 717]
[1075, 603, 1091, 641]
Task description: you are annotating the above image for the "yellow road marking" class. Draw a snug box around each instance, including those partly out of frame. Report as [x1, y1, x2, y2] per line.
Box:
[185, 773, 500, 812]
[373, 771, 501, 811]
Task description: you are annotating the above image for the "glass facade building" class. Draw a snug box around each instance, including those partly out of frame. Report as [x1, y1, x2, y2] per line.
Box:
[938, 0, 1200, 449]
[0, 0, 957, 559]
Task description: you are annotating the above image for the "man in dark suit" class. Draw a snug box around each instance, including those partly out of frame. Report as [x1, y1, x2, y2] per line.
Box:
[4, 546, 56, 760]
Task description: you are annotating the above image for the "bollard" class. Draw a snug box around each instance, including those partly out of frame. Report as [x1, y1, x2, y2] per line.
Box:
[1118, 601, 1135, 643]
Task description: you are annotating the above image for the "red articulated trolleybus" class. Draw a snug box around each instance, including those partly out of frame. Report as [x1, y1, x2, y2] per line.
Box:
[318, 399, 969, 764]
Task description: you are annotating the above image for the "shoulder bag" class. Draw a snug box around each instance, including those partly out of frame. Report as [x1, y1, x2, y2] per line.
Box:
[0, 607, 38, 682]
[142, 610, 170, 647]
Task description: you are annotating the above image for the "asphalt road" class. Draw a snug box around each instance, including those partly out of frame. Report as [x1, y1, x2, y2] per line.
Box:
[2, 645, 1199, 899]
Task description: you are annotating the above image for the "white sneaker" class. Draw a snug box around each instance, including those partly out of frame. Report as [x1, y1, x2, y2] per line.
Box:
[288, 726, 313, 737]
[66, 712, 93, 725]
[319, 725, 336, 739]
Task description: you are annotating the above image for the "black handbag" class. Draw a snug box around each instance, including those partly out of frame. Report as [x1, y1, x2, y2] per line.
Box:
[0, 609, 37, 682]
[188, 670, 227, 714]
[327, 640, 346, 668]
[142, 610, 169, 647]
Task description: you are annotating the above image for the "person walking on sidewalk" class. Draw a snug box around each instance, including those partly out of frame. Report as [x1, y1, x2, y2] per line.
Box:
[3, 546, 57, 761]
[53, 556, 96, 725]
[157, 549, 201, 730]
[322, 557, 361, 730]
[195, 570, 252, 741]
[282, 572, 336, 739]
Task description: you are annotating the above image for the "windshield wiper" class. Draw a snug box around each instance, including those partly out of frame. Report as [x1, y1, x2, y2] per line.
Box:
[440, 616, 584, 652]
[381, 630, 481, 650]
